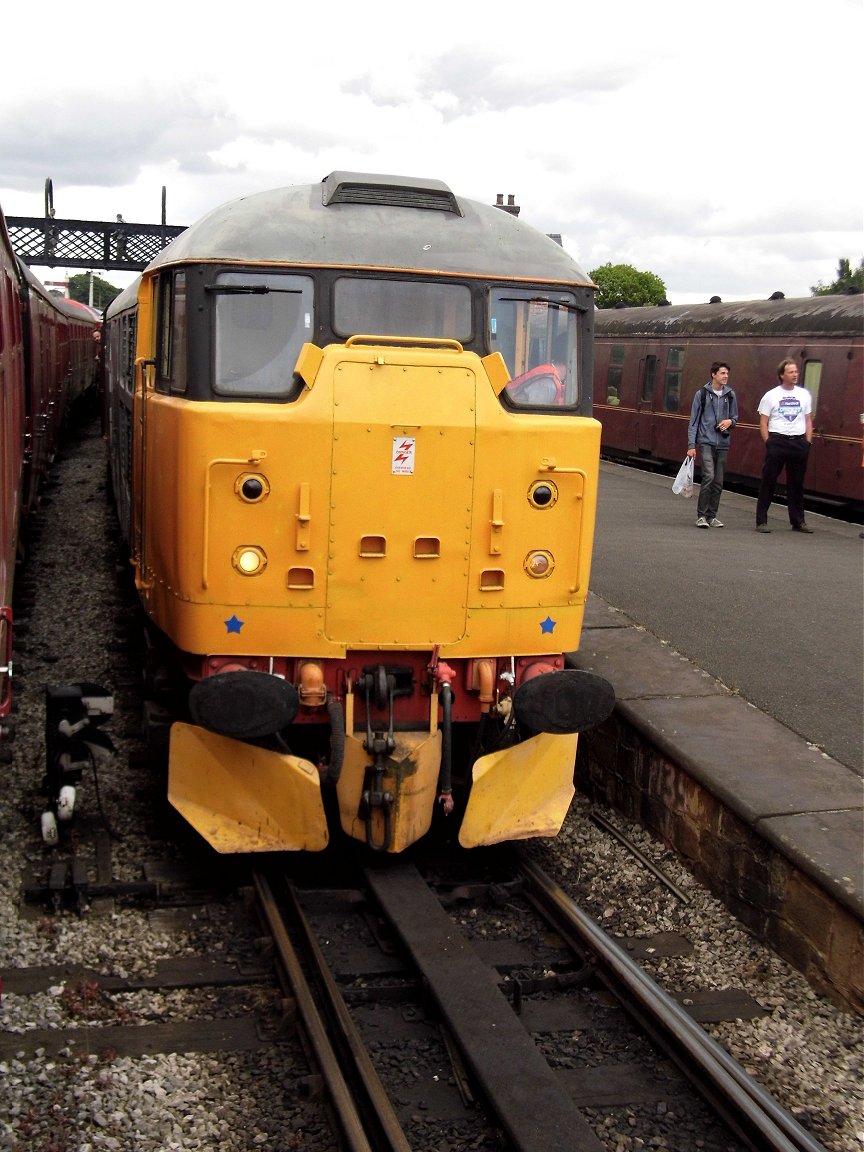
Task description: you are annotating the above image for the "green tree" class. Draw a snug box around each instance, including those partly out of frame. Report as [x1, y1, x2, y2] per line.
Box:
[589, 263, 667, 309]
[810, 257, 864, 296]
[67, 273, 123, 312]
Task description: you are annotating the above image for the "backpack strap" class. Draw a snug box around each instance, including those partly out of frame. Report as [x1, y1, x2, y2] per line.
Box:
[696, 386, 707, 423]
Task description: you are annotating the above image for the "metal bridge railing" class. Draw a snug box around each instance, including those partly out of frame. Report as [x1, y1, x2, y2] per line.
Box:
[6, 215, 187, 273]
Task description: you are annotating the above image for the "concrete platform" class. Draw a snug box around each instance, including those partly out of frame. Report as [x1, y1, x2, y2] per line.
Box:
[569, 593, 862, 1013]
[566, 463, 863, 1013]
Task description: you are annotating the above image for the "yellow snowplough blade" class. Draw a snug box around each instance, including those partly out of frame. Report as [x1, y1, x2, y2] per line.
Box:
[168, 722, 329, 853]
[459, 731, 578, 848]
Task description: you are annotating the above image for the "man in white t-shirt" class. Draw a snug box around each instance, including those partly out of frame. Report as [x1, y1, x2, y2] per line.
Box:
[755, 359, 814, 533]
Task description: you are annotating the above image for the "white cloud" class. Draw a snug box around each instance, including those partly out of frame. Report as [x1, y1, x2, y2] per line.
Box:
[2, 0, 861, 302]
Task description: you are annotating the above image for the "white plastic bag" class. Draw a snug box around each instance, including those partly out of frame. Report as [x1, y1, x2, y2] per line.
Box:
[672, 455, 695, 497]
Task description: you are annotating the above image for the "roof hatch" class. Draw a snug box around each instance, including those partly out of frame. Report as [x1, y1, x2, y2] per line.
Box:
[322, 171, 463, 215]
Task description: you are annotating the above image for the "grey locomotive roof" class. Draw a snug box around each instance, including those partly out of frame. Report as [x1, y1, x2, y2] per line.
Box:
[146, 172, 592, 286]
[594, 294, 863, 339]
[107, 276, 142, 316]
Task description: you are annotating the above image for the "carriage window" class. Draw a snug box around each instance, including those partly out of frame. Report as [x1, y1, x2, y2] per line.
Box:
[213, 272, 314, 397]
[644, 355, 657, 405]
[490, 289, 580, 408]
[606, 346, 625, 404]
[662, 349, 683, 409]
[802, 360, 822, 415]
[333, 278, 472, 341]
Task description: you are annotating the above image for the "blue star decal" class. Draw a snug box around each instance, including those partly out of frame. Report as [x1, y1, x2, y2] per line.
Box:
[224, 614, 244, 634]
[540, 615, 556, 634]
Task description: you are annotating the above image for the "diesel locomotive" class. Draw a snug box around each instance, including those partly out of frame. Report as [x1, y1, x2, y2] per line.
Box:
[102, 172, 613, 854]
[594, 294, 864, 513]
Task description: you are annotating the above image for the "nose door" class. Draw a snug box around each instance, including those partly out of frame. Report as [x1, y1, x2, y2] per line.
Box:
[324, 348, 478, 648]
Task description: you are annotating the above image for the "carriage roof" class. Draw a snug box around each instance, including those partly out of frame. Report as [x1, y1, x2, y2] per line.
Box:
[594, 294, 863, 339]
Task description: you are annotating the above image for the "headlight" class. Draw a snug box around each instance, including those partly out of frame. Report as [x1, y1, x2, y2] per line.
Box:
[232, 546, 268, 575]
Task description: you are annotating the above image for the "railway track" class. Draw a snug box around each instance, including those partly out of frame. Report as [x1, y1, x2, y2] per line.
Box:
[2, 839, 834, 1152]
[519, 854, 827, 1152]
[252, 850, 830, 1152]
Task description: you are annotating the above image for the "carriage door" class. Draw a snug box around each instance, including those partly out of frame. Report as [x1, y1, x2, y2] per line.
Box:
[635, 354, 658, 453]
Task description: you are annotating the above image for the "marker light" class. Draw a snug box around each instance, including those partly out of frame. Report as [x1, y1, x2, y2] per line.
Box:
[235, 473, 270, 502]
[232, 546, 268, 575]
[525, 550, 554, 578]
[528, 481, 558, 508]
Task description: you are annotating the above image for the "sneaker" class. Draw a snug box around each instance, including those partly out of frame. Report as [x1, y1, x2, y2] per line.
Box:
[791, 522, 814, 533]
[708, 518, 724, 527]
[755, 524, 771, 533]
[695, 516, 710, 528]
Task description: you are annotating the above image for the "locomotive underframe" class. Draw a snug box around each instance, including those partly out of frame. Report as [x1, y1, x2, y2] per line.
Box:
[167, 649, 584, 854]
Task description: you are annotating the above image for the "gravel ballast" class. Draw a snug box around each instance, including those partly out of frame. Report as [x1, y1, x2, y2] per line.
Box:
[1, 410, 861, 1152]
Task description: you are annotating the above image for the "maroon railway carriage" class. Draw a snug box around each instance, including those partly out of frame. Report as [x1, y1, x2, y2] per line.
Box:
[16, 262, 101, 511]
[594, 294, 864, 511]
[0, 202, 100, 732]
[0, 206, 26, 725]
[58, 297, 102, 410]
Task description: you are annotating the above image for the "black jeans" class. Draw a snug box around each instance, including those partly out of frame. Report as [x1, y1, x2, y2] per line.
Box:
[756, 434, 810, 525]
[697, 444, 728, 520]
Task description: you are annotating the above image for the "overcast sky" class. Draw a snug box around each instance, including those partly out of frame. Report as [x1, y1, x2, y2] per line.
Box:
[2, 0, 861, 304]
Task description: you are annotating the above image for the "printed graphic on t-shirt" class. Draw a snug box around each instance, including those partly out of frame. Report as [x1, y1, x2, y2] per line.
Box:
[779, 395, 803, 422]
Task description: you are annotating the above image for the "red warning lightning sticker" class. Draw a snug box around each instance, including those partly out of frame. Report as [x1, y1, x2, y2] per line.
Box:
[392, 437, 416, 475]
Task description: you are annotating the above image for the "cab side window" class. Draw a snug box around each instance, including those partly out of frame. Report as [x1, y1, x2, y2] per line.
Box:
[212, 273, 314, 398]
[155, 271, 187, 395]
[490, 288, 579, 409]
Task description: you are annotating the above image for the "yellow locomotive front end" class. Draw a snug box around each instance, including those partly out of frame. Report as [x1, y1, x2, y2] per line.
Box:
[108, 174, 613, 854]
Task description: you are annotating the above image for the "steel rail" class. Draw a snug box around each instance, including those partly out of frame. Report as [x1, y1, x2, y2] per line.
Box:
[252, 871, 379, 1152]
[280, 878, 412, 1152]
[588, 808, 690, 904]
[518, 852, 828, 1152]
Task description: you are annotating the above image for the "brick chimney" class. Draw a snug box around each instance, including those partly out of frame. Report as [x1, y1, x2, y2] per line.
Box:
[494, 193, 520, 217]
